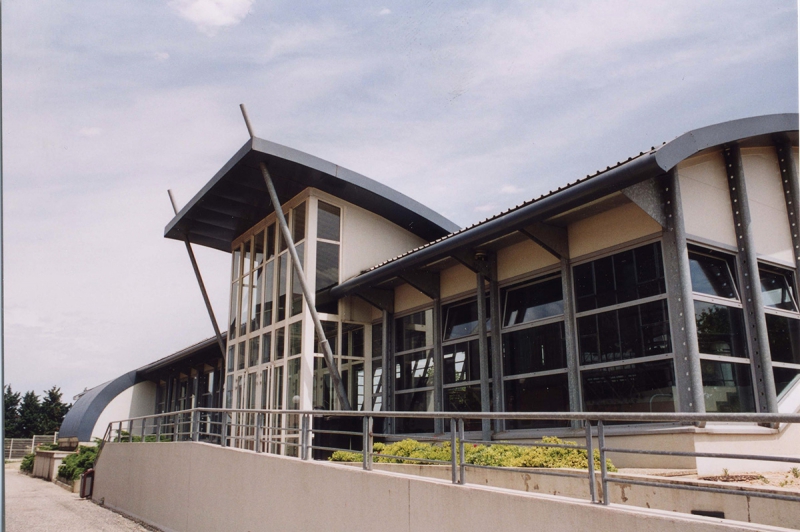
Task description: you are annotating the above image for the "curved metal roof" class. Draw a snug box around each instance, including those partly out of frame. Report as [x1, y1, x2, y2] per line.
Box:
[58, 371, 138, 442]
[164, 137, 460, 252]
[330, 113, 798, 298]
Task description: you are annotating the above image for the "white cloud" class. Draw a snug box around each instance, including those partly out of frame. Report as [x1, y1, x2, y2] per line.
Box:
[154, 51, 170, 61]
[78, 127, 102, 137]
[500, 184, 521, 194]
[379, 8, 391, 16]
[474, 203, 497, 213]
[169, 0, 254, 35]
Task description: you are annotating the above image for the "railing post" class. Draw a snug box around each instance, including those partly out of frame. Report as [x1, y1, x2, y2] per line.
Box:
[300, 414, 310, 460]
[585, 421, 597, 503]
[597, 421, 609, 505]
[7, 439, 12, 460]
[220, 412, 229, 447]
[362, 416, 373, 471]
[256, 413, 264, 454]
[192, 409, 200, 442]
[128, 420, 133, 442]
[117, 422, 122, 443]
[141, 418, 147, 443]
[173, 413, 179, 442]
[156, 416, 162, 443]
[450, 418, 458, 484]
[458, 418, 466, 485]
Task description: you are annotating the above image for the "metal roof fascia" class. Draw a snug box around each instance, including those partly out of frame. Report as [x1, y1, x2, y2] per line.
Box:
[58, 370, 139, 441]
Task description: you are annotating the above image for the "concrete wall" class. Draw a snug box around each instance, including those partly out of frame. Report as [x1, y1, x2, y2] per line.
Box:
[91, 381, 156, 441]
[95, 442, 779, 532]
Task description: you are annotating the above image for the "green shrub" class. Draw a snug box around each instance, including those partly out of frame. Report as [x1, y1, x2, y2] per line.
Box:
[19, 453, 35, 473]
[330, 436, 616, 472]
[58, 444, 99, 481]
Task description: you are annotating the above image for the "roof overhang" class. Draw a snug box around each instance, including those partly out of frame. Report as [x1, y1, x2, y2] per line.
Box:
[164, 138, 460, 252]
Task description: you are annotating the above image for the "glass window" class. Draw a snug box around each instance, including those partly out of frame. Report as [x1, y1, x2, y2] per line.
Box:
[395, 391, 434, 433]
[444, 385, 483, 431]
[395, 350, 435, 390]
[243, 240, 252, 273]
[342, 324, 364, 358]
[695, 301, 748, 358]
[343, 361, 365, 411]
[313, 357, 333, 410]
[249, 336, 260, 367]
[263, 261, 274, 326]
[229, 281, 239, 340]
[287, 359, 301, 409]
[277, 254, 288, 321]
[504, 373, 570, 430]
[240, 274, 250, 337]
[689, 251, 738, 300]
[232, 247, 242, 280]
[266, 223, 276, 261]
[581, 360, 676, 413]
[503, 278, 563, 327]
[316, 321, 338, 355]
[315, 241, 340, 292]
[395, 310, 434, 352]
[318, 201, 341, 241]
[372, 361, 383, 411]
[272, 366, 284, 409]
[774, 366, 800, 396]
[237, 342, 246, 370]
[246, 372, 257, 409]
[261, 369, 269, 409]
[251, 267, 262, 332]
[291, 243, 304, 317]
[766, 314, 800, 365]
[760, 267, 798, 311]
[289, 321, 302, 357]
[227, 345, 235, 372]
[700, 360, 755, 412]
[225, 375, 233, 408]
[503, 322, 566, 376]
[578, 300, 671, 365]
[574, 242, 665, 312]
[262, 332, 272, 364]
[278, 213, 288, 253]
[372, 323, 383, 358]
[443, 339, 481, 384]
[275, 327, 285, 360]
[444, 299, 490, 340]
[292, 202, 306, 243]
[253, 230, 265, 269]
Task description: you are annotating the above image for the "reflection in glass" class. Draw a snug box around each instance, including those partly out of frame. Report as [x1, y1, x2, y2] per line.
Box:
[291, 243, 304, 317]
[775, 366, 800, 396]
[316, 321, 338, 355]
[372, 323, 383, 358]
[261, 369, 269, 409]
[694, 301, 747, 358]
[246, 372, 257, 409]
[253, 230, 265, 269]
[229, 281, 239, 340]
[289, 321, 302, 356]
[578, 300, 671, 365]
[277, 254, 287, 321]
[700, 360, 755, 412]
[227, 345, 235, 372]
[503, 278, 563, 327]
[395, 310, 434, 352]
[395, 391, 434, 433]
[313, 357, 332, 410]
[760, 268, 798, 311]
[318, 201, 341, 241]
[287, 358, 301, 410]
[343, 361, 365, 411]
[261, 332, 271, 364]
[237, 342, 246, 370]
[342, 324, 364, 358]
[444, 385, 483, 431]
[266, 223, 276, 261]
[689, 252, 738, 299]
[766, 314, 800, 365]
[574, 243, 665, 312]
[251, 267, 262, 332]
[272, 366, 284, 409]
[372, 361, 383, 411]
[239, 274, 250, 337]
[248, 336, 260, 367]
[243, 240, 252, 273]
[315, 241, 340, 292]
[275, 327, 285, 360]
[395, 350, 435, 390]
[444, 299, 491, 340]
[504, 373, 570, 430]
[443, 340, 481, 384]
[581, 360, 676, 413]
[503, 322, 565, 376]
[263, 261, 274, 326]
[233, 248, 242, 280]
[292, 202, 306, 243]
[225, 375, 233, 408]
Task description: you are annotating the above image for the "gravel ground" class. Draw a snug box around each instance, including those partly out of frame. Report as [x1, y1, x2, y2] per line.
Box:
[5, 463, 158, 532]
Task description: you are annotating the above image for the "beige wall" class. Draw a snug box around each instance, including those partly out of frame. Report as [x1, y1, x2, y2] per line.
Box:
[95, 442, 772, 532]
[678, 151, 737, 248]
[497, 239, 559, 281]
[395, 282, 432, 314]
[91, 381, 156, 441]
[441, 263, 478, 300]
[567, 202, 662, 259]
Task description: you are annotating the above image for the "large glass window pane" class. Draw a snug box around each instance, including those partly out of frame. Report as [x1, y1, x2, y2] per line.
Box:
[287, 358, 301, 409]
[343, 361, 365, 411]
[766, 314, 800, 365]
[578, 300, 671, 365]
[695, 302, 748, 358]
[443, 339, 481, 384]
[272, 366, 284, 409]
[774, 366, 800, 396]
[395, 310, 434, 352]
[316, 321, 338, 355]
[253, 230, 265, 269]
[225, 375, 233, 408]
[504, 373, 570, 430]
[503, 278, 563, 327]
[318, 201, 341, 241]
[262, 332, 271, 364]
[237, 342, 246, 370]
[342, 324, 364, 358]
[227, 345, 235, 372]
[266, 223, 276, 261]
[581, 360, 676, 413]
[395, 391, 434, 433]
[261, 369, 269, 409]
[372, 359, 383, 411]
[246, 372, 257, 409]
[240, 274, 250, 337]
[574, 243, 665, 312]
[277, 254, 288, 321]
[316, 241, 340, 292]
[700, 360, 755, 412]
[444, 299, 491, 340]
[291, 243, 304, 317]
[395, 350, 435, 390]
[263, 261, 274, 326]
[444, 385, 483, 431]
[313, 357, 333, 410]
[289, 321, 302, 356]
[292, 202, 306, 243]
[503, 322, 565, 376]
[243, 240, 252, 273]
[232, 247, 242, 280]
[248, 336, 260, 367]
[689, 252, 738, 299]
[760, 268, 798, 311]
[229, 281, 239, 340]
[250, 267, 262, 332]
[275, 327, 285, 360]
[372, 323, 383, 358]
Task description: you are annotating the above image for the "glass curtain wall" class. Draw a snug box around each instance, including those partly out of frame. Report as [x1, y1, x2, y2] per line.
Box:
[759, 265, 800, 396]
[371, 323, 383, 412]
[394, 309, 435, 433]
[688, 247, 754, 412]
[575, 242, 677, 413]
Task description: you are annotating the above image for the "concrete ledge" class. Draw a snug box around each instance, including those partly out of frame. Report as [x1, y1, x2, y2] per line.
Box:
[94, 443, 794, 532]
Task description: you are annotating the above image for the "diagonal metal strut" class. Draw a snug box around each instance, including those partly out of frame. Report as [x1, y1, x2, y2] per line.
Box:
[240, 104, 351, 410]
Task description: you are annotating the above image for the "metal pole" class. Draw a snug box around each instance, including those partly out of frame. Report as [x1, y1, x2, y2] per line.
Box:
[475, 271, 491, 441]
[362, 416, 370, 470]
[192, 408, 200, 442]
[239, 104, 351, 410]
[300, 414, 310, 460]
[141, 418, 146, 443]
[458, 418, 466, 485]
[598, 421, 609, 505]
[450, 418, 458, 484]
[221, 412, 229, 447]
[585, 422, 597, 503]
[156, 416, 162, 442]
[167, 190, 227, 358]
[256, 413, 263, 453]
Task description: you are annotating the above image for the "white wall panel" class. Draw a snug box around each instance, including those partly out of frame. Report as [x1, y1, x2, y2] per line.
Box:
[677, 151, 737, 248]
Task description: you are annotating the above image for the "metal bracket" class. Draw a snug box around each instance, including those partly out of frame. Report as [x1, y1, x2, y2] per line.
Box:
[622, 178, 668, 227]
[519, 222, 569, 259]
[399, 270, 440, 300]
[452, 250, 492, 279]
[356, 288, 395, 313]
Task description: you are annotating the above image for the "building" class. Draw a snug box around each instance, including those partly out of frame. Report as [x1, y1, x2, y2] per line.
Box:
[60, 113, 800, 450]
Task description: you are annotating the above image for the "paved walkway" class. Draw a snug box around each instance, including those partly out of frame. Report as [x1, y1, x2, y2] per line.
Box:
[5, 464, 155, 532]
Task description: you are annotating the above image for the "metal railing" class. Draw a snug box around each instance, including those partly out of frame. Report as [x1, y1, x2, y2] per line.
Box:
[103, 409, 800, 507]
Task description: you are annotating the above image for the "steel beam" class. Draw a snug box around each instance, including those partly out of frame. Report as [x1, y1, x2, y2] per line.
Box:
[356, 288, 394, 313]
[622, 179, 668, 226]
[476, 271, 491, 440]
[452, 249, 491, 278]
[433, 294, 444, 434]
[382, 310, 394, 434]
[774, 139, 800, 283]
[660, 171, 705, 413]
[488, 254, 504, 433]
[561, 257, 582, 423]
[398, 270, 440, 300]
[519, 222, 568, 260]
[722, 144, 778, 413]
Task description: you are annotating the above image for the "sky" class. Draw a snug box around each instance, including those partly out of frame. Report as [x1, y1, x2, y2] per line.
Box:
[2, 1, 798, 403]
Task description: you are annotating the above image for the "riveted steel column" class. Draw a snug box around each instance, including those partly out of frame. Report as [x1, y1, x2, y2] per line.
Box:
[433, 296, 444, 434]
[382, 309, 394, 434]
[476, 271, 491, 440]
[561, 257, 582, 423]
[775, 141, 800, 280]
[661, 171, 705, 413]
[488, 254, 505, 433]
[723, 145, 778, 413]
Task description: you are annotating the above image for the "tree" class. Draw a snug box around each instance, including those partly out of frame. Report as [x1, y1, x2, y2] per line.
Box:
[4, 386, 22, 438]
[18, 391, 44, 438]
[40, 386, 71, 434]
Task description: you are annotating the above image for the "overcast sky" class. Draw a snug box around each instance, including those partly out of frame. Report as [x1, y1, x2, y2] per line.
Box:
[3, 1, 798, 402]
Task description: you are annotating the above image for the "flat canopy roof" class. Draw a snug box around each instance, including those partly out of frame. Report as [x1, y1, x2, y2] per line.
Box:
[164, 138, 460, 252]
